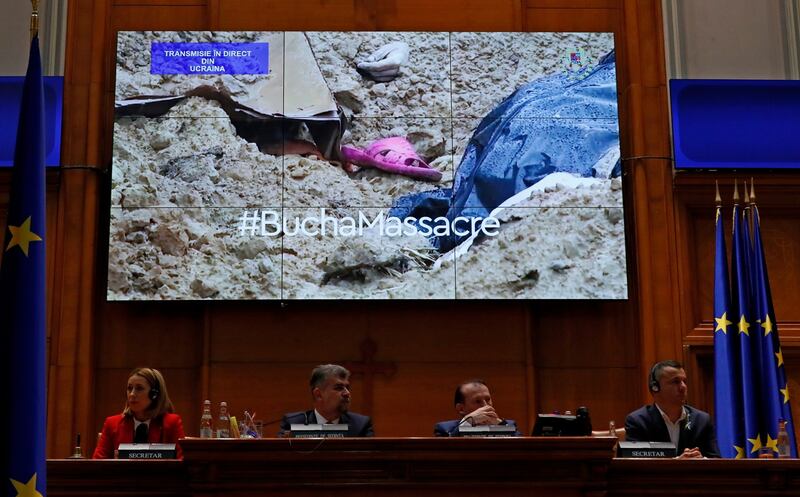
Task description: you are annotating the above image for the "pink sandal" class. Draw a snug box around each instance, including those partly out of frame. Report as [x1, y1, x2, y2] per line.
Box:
[341, 137, 443, 182]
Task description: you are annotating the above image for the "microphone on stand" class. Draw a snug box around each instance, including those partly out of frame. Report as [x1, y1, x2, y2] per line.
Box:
[68, 433, 84, 459]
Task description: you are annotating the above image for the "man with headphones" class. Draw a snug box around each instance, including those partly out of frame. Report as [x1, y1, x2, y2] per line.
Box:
[433, 379, 520, 436]
[279, 364, 374, 437]
[625, 360, 719, 458]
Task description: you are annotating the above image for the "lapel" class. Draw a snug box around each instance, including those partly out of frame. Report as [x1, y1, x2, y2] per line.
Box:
[676, 406, 693, 453]
[647, 404, 672, 443]
[313, 411, 349, 425]
[119, 415, 135, 444]
[341, 412, 355, 435]
[149, 416, 163, 443]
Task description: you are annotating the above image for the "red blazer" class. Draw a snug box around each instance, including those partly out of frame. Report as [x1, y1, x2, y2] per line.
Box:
[92, 412, 185, 459]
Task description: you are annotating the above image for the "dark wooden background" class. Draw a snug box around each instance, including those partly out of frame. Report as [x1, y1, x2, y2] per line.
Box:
[2, 0, 799, 458]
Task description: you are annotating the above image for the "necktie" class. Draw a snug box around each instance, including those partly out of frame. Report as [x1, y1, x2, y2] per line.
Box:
[134, 423, 148, 443]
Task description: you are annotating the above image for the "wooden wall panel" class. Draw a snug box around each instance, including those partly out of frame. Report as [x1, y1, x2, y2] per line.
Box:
[216, 0, 360, 30]
[532, 300, 638, 430]
[533, 302, 636, 369]
[675, 177, 800, 343]
[114, 0, 203, 5]
[528, 0, 620, 7]
[525, 8, 620, 32]
[111, 5, 208, 30]
[537, 368, 638, 430]
[209, 303, 527, 362]
[214, 0, 523, 31]
[97, 303, 205, 368]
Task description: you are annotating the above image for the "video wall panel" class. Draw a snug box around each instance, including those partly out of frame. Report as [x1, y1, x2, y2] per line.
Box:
[108, 31, 626, 300]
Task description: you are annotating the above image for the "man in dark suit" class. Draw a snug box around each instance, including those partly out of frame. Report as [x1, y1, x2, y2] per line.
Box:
[625, 360, 720, 458]
[434, 379, 520, 436]
[279, 364, 374, 437]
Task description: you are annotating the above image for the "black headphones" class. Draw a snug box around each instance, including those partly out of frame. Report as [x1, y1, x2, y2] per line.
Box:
[149, 378, 161, 401]
[648, 364, 660, 392]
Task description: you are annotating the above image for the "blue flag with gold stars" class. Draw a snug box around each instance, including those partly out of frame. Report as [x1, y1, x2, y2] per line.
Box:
[0, 36, 47, 497]
[713, 202, 742, 458]
[751, 204, 796, 456]
[730, 199, 762, 458]
[714, 190, 796, 458]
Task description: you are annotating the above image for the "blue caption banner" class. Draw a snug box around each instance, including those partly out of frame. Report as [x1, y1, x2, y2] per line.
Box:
[150, 42, 269, 75]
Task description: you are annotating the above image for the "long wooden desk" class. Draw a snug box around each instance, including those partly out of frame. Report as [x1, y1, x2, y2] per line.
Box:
[49, 437, 615, 497]
[47, 438, 800, 497]
[47, 459, 187, 497]
[609, 458, 800, 496]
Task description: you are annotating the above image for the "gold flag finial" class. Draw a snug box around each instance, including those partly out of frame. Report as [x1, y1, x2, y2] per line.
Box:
[733, 179, 740, 203]
[750, 178, 756, 203]
[715, 181, 721, 206]
[30, 0, 39, 40]
[743, 179, 750, 204]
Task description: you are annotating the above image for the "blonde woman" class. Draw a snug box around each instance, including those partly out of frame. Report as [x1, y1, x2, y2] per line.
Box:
[93, 367, 185, 459]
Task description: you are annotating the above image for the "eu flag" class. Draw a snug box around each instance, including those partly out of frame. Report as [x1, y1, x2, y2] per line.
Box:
[751, 203, 796, 456]
[714, 184, 796, 458]
[713, 200, 743, 458]
[730, 197, 761, 457]
[0, 36, 47, 496]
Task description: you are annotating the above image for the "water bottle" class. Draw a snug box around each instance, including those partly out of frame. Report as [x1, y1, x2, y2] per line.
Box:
[199, 400, 213, 438]
[777, 418, 791, 458]
[216, 401, 231, 438]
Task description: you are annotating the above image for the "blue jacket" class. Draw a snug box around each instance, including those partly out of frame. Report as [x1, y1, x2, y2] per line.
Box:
[625, 404, 720, 457]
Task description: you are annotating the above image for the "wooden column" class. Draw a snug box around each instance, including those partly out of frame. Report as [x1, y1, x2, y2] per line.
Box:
[619, 0, 680, 402]
[46, 0, 109, 457]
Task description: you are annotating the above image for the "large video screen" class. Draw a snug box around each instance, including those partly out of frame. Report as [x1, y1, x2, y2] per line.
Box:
[108, 31, 626, 300]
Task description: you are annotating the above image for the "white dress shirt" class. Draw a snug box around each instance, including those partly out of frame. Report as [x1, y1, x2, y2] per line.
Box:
[655, 403, 687, 447]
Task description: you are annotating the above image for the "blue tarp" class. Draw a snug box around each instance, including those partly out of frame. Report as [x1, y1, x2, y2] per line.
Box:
[390, 50, 620, 252]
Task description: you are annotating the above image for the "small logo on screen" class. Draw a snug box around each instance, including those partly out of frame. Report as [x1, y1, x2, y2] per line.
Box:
[564, 48, 592, 80]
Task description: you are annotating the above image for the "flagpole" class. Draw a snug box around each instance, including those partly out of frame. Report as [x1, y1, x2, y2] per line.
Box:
[714, 179, 744, 458]
[31, 0, 39, 40]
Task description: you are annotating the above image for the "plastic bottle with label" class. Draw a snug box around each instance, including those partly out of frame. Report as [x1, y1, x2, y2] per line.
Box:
[777, 418, 791, 458]
[200, 399, 213, 438]
[216, 401, 231, 438]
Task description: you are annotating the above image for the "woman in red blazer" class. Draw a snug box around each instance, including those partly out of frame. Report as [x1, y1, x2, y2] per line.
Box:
[93, 367, 185, 459]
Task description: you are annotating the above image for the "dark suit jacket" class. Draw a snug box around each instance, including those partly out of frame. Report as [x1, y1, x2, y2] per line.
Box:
[92, 412, 185, 459]
[434, 419, 521, 437]
[278, 410, 374, 437]
[625, 404, 720, 458]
